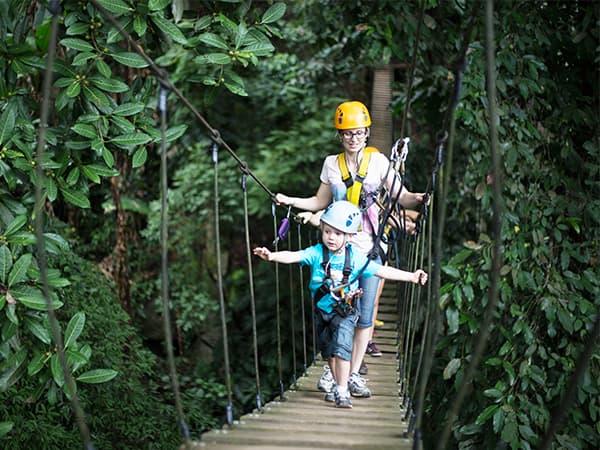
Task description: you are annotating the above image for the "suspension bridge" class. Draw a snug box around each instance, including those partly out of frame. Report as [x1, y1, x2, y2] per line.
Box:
[25, 1, 598, 449]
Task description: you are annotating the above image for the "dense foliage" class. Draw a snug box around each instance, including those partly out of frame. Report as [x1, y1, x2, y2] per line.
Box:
[1, 0, 598, 449]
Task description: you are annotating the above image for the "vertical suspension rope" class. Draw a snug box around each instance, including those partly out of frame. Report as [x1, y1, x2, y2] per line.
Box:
[272, 205, 286, 400]
[241, 170, 262, 411]
[212, 142, 234, 426]
[297, 223, 308, 372]
[158, 85, 192, 447]
[287, 232, 297, 385]
[400, 240, 416, 395]
[34, 2, 94, 448]
[412, 4, 480, 448]
[399, 0, 427, 139]
[436, 1, 504, 447]
[409, 201, 434, 425]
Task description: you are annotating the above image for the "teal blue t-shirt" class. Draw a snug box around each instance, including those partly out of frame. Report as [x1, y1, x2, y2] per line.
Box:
[299, 243, 381, 313]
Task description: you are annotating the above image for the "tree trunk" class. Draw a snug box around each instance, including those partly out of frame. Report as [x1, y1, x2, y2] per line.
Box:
[110, 152, 131, 316]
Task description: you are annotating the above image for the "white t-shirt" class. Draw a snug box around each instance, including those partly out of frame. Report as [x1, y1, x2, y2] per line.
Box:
[319, 149, 396, 254]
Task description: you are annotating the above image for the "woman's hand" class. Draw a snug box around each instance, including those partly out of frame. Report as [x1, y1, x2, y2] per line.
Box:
[413, 269, 428, 285]
[253, 247, 272, 261]
[296, 212, 313, 224]
[275, 193, 294, 206]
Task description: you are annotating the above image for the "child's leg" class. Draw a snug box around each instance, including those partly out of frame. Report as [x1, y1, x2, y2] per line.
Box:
[328, 357, 336, 381]
[333, 356, 350, 392]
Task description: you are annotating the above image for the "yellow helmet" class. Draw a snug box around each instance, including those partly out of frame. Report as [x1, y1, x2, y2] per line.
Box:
[334, 101, 372, 130]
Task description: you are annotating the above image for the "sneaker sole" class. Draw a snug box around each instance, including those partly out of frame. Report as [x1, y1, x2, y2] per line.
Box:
[350, 391, 371, 398]
[335, 403, 353, 409]
[367, 352, 383, 357]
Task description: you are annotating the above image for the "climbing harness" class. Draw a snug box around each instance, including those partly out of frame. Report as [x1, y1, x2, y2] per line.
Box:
[313, 245, 362, 318]
[337, 146, 377, 206]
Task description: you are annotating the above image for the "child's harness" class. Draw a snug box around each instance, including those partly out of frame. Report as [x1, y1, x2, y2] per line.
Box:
[313, 245, 362, 317]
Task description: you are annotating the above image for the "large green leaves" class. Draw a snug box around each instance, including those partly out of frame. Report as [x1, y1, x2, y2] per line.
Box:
[64, 312, 86, 350]
[151, 15, 187, 45]
[77, 369, 118, 384]
[0, 104, 16, 145]
[95, 0, 133, 15]
[260, 3, 286, 24]
[110, 52, 149, 68]
[7, 253, 32, 287]
[0, 246, 12, 283]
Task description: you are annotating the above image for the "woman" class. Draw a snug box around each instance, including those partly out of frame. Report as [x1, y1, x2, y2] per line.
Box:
[276, 101, 425, 397]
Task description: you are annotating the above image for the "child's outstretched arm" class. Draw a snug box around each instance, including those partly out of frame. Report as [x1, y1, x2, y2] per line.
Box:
[253, 247, 303, 264]
[376, 266, 428, 285]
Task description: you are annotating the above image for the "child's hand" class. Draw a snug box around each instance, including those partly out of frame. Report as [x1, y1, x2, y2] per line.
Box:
[253, 247, 271, 261]
[413, 269, 428, 285]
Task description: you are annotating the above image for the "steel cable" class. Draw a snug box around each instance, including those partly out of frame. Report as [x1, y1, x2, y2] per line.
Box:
[34, 2, 94, 448]
[241, 172, 263, 411]
[212, 143, 234, 426]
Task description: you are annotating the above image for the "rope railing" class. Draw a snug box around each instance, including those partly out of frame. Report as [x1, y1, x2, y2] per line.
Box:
[34, 2, 95, 449]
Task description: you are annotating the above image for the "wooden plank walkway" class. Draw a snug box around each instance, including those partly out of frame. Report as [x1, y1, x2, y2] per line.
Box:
[189, 285, 411, 450]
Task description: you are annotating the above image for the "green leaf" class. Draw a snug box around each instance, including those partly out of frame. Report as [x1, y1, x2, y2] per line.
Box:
[133, 16, 147, 37]
[77, 369, 118, 384]
[165, 124, 188, 142]
[71, 123, 98, 139]
[206, 53, 232, 65]
[66, 81, 81, 98]
[132, 147, 148, 168]
[64, 312, 86, 350]
[59, 38, 94, 52]
[112, 102, 145, 116]
[90, 76, 129, 93]
[95, 0, 133, 15]
[198, 33, 229, 50]
[81, 165, 101, 184]
[66, 22, 89, 36]
[96, 59, 112, 78]
[27, 352, 48, 376]
[102, 148, 115, 167]
[0, 245, 12, 284]
[261, 3, 286, 24]
[0, 421, 14, 437]
[443, 358, 461, 380]
[60, 187, 91, 209]
[476, 404, 500, 425]
[83, 86, 111, 109]
[111, 132, 152, 147]
[0, 104, 16, 146]
[67, 348, 90, 372]
[46, 177, 58, 202]
[66, 167, 80, 185]
[72, 52, 96, 66]
[11, 286, 63, 310]
[446, 307, 459, 334]
[442, 265, 460, 278]
[149, 0, 171, 11]
[151, 15, 188, 45]
[8, 253, 32, 287]
[224, 81, 248, 96]
[111, 52, 149, 68]
[87, 164, 119, 177]
[493, 407, 505, 433]
[4, 214, 27, 236]
[24, 317, 52, 345]
[50, 354, 65, 387]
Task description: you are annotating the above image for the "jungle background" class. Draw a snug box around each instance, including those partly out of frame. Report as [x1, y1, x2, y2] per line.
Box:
[0, 0, 598, 449]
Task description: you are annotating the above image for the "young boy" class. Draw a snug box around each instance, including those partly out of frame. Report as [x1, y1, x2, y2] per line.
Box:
[253, 201, 427, 408]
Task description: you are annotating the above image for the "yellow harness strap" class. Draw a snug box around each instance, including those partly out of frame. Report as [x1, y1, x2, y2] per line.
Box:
[337, 147, 378, 206]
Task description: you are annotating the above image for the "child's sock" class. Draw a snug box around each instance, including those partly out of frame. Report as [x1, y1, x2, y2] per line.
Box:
[337, 385, 348, 395]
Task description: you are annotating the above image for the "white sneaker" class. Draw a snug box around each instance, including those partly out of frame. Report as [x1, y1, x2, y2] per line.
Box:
[348, 372, 371, 398]
[317, 365, 335, 393]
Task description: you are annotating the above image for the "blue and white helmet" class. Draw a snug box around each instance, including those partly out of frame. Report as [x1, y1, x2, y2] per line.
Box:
[320, 201, 361, 234]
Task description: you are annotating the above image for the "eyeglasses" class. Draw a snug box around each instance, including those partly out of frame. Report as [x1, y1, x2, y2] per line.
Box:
[340, 129, 368, 141]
